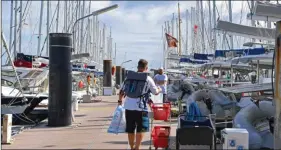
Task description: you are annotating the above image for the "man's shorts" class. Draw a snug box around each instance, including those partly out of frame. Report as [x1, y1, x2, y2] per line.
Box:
[125, 110, 149, 133]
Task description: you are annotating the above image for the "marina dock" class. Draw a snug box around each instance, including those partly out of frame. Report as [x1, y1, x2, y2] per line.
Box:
[2, 96, 217, 149]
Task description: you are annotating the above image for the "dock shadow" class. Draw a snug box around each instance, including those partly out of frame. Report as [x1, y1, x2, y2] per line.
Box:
[97, 116, 113, 119]
[103, 141, 128, 145]
[75, 114, 87, 117]
[87, 119, 110, 122]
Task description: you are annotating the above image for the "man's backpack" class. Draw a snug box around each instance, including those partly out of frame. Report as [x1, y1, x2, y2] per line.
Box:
[123, 71, 149, 98]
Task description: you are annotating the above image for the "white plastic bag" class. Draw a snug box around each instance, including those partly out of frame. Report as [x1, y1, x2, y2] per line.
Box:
[150, 93, 163, 105]
[107, 105, 126, 134]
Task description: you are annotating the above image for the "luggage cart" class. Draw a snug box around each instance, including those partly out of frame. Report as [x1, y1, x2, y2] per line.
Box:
[176, 114, 217, 150]
[149, 103, 172, 150]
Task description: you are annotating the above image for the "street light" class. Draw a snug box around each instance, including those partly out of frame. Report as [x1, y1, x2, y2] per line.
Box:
[72, 4, 118, 53]
[121, 60, 132, 67]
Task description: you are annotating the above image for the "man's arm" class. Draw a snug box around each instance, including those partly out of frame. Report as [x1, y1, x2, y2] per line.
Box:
[118, 81, 126, 104]
[148, 77, 162, 95]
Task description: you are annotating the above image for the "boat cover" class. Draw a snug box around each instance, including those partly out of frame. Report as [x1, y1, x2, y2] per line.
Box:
[215, 48, 265, 58]
[193, 53, 214, 60]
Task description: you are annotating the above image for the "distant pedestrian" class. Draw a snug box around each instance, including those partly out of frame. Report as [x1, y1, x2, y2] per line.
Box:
[154, 67, 168, 103]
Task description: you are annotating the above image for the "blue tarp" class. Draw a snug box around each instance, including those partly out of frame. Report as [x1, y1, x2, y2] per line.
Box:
[179, 58, 208, 64]
[215, 48, 265, 58]
[186, 102, 204, 121]
[193, 53, 214, 60]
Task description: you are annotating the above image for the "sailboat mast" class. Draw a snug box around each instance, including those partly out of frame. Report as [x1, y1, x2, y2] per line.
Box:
[212, 0, 217, 52]
[80, 0, 85, 53]
[37, 1, 44, 56]
[9, 0, 14, 61]
[64, 1, 68, 32]
[56, 1, 60, 32]
[114, 43, 117, 65]
[108, 27, 112, 59]
[191, 7, 195, 54]
[19, 0, 23, 53]
[228, 0, 233, 49]
[167, 21, 170, 34]
[46, 0, 50, 56]
[92, 16, 96, 59]
[200, 0, 205, 54]
[86, 0, 91, 54]
[172, 13, 174, 37]
[178, 2, 182, 56]
[251, 0, 255, 42]
[162, 25, 165, 69]
[186, 9, 188, 55]
[14, 0, 18, 57]
[96, 19, 100, 63]
[102, 24, 105, 61]
[208, 0, 212, 54]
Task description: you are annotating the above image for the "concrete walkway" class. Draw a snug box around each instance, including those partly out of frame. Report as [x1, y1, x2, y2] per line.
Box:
[3, 96, 214, 149]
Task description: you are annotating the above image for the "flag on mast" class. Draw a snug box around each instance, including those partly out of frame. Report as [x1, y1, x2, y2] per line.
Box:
[165, 33, 178, 48]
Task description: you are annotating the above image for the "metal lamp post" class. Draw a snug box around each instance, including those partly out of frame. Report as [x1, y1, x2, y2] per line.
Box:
[121, 60, 132, 67]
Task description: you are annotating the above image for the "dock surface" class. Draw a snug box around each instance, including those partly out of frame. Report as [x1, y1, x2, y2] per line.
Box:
[3, 96, 215, 149]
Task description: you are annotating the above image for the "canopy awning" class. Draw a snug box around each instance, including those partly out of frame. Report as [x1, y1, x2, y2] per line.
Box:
[219, 82, 273, 94]
[231, 52, 273, 64]
[216, 20, 275, 41]
[201, 60, 252, 69]
[254, 1, 281, 19]
[247, 13, 281, 22]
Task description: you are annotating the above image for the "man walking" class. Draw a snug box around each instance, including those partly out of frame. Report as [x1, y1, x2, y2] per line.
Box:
[154, 67, 168, 103]
[118, 59, 162, 150]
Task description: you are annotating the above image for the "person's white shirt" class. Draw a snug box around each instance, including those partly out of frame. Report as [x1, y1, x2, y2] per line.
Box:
[122, 76, 159, 111]
[154, 74, 168, 94]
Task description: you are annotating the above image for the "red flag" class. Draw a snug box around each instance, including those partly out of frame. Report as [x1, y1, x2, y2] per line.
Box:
[165, 33, 178, 48]
[194, 25, 198, 34]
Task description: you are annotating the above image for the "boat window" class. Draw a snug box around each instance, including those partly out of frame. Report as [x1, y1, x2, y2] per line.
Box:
[1, 79, 14, 86]
[1, 71, 22, 77]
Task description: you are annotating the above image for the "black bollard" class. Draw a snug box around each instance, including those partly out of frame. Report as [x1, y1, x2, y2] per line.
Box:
[115, 66, 122, 85]
[48, 33, 72, 127]
[121, 68, 126, 82]
[103, 60, 112, 87]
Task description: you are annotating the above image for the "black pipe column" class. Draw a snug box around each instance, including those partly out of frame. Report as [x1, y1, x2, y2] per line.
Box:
[121, 68, 126, 83]
[48, 33, 72, 127]
[103, 60, 112, 87]
[115, 66, 122, 85]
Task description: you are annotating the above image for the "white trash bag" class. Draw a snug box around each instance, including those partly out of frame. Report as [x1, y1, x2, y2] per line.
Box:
[107, 105, 126, 134]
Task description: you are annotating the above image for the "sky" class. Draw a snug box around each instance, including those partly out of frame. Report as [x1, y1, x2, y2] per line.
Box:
[1, 1, 253, 69]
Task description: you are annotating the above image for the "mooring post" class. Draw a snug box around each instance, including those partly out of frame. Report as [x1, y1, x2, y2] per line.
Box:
[121, 68, 126, 83]
[48, 33, 73, 127]
[274, 20, 281, 150]
[116, 66, 122, 86]
[2, 114, 12, 144]
[103, 60, 112, 95]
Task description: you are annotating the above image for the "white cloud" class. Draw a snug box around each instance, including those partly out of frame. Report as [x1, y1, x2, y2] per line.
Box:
[2, 1, 253, 69]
